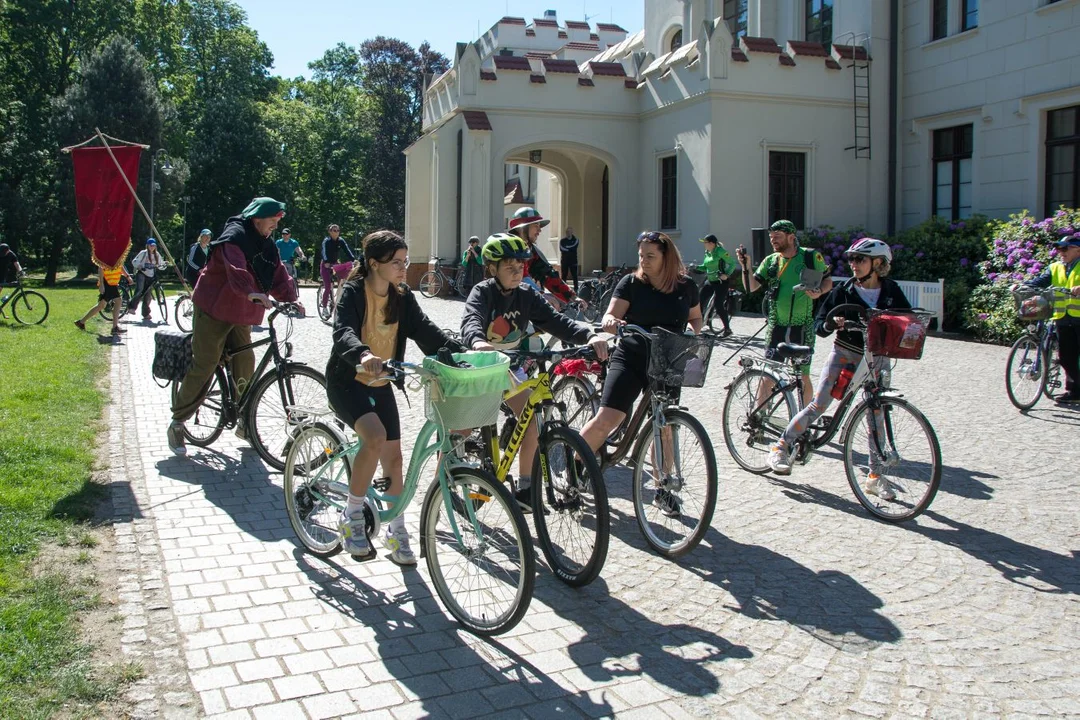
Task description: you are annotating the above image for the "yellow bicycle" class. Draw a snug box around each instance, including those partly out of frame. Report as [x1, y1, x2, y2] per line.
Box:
[471, 344, 609, 587]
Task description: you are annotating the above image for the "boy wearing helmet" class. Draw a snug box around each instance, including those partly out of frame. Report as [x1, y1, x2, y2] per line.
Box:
[508, 207, 583, 310]
[462, 233, 608, 506]
[767, 238, 911, 500]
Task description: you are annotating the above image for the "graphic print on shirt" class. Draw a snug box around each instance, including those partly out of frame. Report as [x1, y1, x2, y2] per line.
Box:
[487, 308, 526, 349]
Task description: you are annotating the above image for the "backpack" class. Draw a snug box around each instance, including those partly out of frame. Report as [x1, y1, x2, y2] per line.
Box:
[153, 329, 193, 385]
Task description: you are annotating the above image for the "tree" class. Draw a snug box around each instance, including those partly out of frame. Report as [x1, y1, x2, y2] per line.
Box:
[51, 36, 177, 283]
[358, 37, 448, 231]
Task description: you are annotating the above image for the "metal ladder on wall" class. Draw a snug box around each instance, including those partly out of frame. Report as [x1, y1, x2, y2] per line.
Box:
[837, 32, 871, 160]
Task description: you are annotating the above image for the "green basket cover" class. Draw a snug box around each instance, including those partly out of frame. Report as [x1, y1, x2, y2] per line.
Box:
[421, 351, 511, 400]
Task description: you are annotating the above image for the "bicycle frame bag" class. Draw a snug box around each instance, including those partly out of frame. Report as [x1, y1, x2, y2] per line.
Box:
[152, 329, 193, 384]
[867, 311, 929, 360]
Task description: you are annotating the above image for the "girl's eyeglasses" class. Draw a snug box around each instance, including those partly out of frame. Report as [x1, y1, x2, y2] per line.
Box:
[382, 258, 410, 270]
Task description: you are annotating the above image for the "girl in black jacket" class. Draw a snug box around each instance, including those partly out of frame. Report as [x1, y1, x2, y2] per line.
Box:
[326, 230, 464, 563]
[767, 239, 911, 500]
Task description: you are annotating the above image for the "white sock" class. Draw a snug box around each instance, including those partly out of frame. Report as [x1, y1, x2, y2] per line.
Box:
[388, 515, 406, 534]
[518, 475, 531, 492]
[345, 493, 365, 517]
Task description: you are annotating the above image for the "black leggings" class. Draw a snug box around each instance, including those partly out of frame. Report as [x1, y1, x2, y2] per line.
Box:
[1059, 322, 1079, 396]
[326, 380, 401, 441]
[698, 279, 731, 330]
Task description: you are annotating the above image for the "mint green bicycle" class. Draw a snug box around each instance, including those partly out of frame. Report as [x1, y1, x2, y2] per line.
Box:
[282, 357, 535, 636]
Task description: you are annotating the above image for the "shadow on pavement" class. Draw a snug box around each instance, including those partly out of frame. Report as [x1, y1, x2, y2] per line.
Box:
[813, 446, 999, 501]
[1023, 405, 1080, 427]
[293, 550, 616, 717]
[912, 510, 1080, 595]
[538, 574, 752, 698]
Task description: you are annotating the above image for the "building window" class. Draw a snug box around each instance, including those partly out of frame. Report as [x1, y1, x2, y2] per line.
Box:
[961, 0, 978, 31]
[768, 152, 806, 229]
[659, 155, 678, 230]
[931, 0, 948, 40]
[724, 0, 748, 38]
[932, 125, 973, 221]
[669, 29, 682, 53]
[1046, 106, 1080, 217]
[805, 0, 833, 46]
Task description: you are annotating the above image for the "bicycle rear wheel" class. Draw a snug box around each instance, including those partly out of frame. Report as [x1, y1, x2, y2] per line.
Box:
[171, 367, 228, 446]
[721, 369, 796, 473]
[246, 364, 328, 471]
[551, 374, 599, 433]
[631, 409, 717, 558]
[154, 284, 168, 323]
[421, 467, 534, 635]
[317, 286, 334, 325]
[419, 271, 442, 298]
[1005, 334, 1045, 410]
[844, 396, 941, 522]
[453, 266, 468, 298]
[283, 422, 349, 558]
[174, 294, 194, 332]
[11, 290, 48, 325]
[1042, 336, 1062, 401]
[99, 285, 130, 322]
[532, 424, 609, 586]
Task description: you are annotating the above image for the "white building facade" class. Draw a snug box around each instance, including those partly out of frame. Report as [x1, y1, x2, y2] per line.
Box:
[404, 0, 1080, 273]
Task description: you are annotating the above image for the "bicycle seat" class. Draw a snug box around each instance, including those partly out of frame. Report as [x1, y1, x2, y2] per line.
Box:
[774, 342, 812, 361]
[591, 270, 603, 278]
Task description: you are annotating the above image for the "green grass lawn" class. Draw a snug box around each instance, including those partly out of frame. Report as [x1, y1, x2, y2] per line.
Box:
[0, 283, 138, 718]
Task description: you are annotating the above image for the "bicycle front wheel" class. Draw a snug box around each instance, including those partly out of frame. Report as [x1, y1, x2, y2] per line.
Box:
[174, 294, 194, 332]
[171, 367, 228, 446]
[843, 396, 941, 522]
[317, 287, 334, 326]
[283, 422, 349, 558]
[12, 290, 49, 325]
[154, 284, 168, 323]
[1005, 334, 1045, 410]
[246, 364, 328, 471]
[422, 467, 534, 635]
[453, 266, 468, 298]
[532, 424, 609, 586]
[551, 374, 599, 433]
[419, 271, 442, 298]
[1043, 336, 1062, 401]
[721, 369, 797, 473]
[631, 409, 717, 558]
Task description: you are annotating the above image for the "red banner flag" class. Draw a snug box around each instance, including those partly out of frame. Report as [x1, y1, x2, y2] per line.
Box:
[71, 145, 142, 270]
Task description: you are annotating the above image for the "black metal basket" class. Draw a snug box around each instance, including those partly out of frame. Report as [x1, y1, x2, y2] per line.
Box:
[647, 328, 714, 388]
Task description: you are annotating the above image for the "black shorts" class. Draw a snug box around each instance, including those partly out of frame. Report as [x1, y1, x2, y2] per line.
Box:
[326, 380, 401, 441]
[765, 324, 814, 373]
[599, 342, 680, 415]
[99, 283, 120, 302]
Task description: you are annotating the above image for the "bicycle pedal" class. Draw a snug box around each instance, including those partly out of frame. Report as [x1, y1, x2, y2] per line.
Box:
[351, 549, 378, 563]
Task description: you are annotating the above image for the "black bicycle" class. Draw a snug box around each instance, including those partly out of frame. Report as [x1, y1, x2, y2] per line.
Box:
[170, 301, 327, 470]
[579, 264, 629, 323]
[1005, 286, 1071, 410]
[0, 274, 49, 325]
[101, 273, 169, 323]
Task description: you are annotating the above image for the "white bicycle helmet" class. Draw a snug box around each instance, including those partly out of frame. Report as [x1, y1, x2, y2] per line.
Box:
[846, 237, 892, 262]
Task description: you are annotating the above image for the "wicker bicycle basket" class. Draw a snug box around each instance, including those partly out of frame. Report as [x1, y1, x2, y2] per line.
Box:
[1011, 287, 1055, 322]
[647, 328, 714, 388]
[421, 351, 511, 429]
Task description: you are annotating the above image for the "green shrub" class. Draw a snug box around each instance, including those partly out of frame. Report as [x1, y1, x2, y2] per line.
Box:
[965, 282, 1025, 345]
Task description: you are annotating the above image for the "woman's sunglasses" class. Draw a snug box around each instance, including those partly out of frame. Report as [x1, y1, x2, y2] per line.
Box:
[846, 254, 870, 264]
[637, 231, 670, 245]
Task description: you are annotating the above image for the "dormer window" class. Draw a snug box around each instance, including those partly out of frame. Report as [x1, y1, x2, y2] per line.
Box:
[669, 29, 682, 53]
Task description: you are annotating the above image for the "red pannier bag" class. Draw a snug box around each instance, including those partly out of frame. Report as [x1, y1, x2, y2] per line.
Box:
[866, 311, 931, 360]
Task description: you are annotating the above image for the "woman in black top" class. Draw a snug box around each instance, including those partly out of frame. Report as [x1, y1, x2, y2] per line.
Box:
[579, 231, 702, 453]
[326, 230, 464, 563]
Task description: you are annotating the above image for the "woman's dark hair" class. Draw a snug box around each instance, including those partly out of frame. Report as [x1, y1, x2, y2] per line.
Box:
[347, 230, 407, 323]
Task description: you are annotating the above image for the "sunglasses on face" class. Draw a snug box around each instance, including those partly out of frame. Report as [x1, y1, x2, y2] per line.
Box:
[847, 255, 870, 264]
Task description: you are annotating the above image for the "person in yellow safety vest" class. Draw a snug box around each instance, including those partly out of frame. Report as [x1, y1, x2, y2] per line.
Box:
[1025, 236, 1080, 404]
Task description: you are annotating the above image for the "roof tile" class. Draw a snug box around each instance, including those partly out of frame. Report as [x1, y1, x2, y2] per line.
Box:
[624, 78, 637, 89]
[565, 20, 590, 30]
[731, 48, 749, 62]
[480, 69, 497, 80]
[825, 58, 841, 70]
[834, 44, 870, 61]
[779, 55, 795, 67]
[530, 74, 546, 83]
[590, 33, 599, 41]
[584, 61, 625, 77]
[533, 18, 557, 28]
[463, 111, 492, 131]
[542, 58, 580, 73]
[577, 77, 594, 87]
[494, 55, 532, 71]
[558, 30, 568, 38]
[596, 23, 626, 32]
[742, 36, 781, 53]
[564, 41, 600, 50]
[499, 16, 526, 25]
[525, 28, 535, 36]
[787, 40, 829, 57]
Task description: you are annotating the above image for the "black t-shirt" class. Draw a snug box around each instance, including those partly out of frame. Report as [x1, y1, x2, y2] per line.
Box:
[613, 273, 699, 334]
[0, 251, 20, 283]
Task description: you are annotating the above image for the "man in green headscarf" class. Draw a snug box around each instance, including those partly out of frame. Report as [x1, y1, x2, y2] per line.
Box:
[167, 197, 300, 456]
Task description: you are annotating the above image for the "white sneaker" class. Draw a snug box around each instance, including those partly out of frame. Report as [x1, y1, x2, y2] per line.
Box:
[339, 510, 373, 558]
[767, 444, 792, 475]
[383, 525, 417, 566]
[864, 474, 896, 501]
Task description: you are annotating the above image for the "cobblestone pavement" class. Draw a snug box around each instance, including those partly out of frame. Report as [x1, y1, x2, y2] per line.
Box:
[108, 289, 1080, 719]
